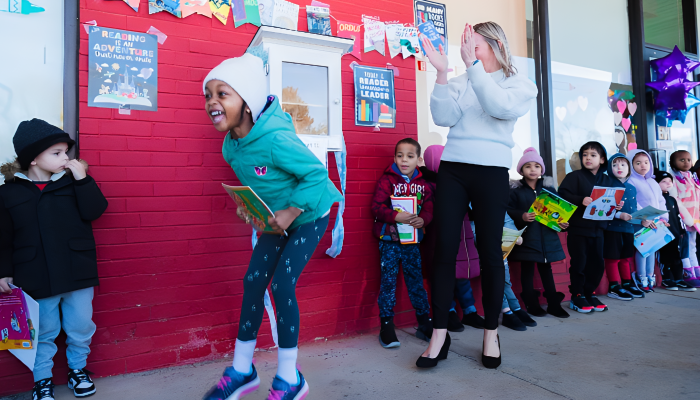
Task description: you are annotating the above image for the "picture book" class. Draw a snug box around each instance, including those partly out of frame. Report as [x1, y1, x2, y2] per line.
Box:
[7, 285, 39, 371]
[502, 227, 526, 260]
[528, 189, 577, 232]
[629, 206, 668, 224]
[391, 196, 417, 244]
[583, 186, 625, 221]
[222, 184, 280, 235]
[417, 20, 445, 55]
[634, 219, 674, 258]
[306, 5, 331, 35]
[0, 288, 34, 351]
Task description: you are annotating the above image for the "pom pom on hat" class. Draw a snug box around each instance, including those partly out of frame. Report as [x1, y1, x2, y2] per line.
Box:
[516, 147, 545, 176]
[202, 53, 269, 122]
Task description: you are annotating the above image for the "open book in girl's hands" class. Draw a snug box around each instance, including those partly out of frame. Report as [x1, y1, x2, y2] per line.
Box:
[634, 219, 674, 258]
[222, 184, 282, 235]
[629, 206, 667, 224]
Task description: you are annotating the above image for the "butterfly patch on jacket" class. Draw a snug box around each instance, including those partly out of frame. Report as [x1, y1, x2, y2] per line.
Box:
[254, 166, 267, 176]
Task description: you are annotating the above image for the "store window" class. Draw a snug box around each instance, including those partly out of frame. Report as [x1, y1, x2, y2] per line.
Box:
[281, 62, 329, 135]
[548, 0, 634, 183]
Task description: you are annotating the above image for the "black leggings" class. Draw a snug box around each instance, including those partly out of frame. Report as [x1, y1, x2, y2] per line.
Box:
[432, 161, 509, 330]
[520, 261, 557, 296]
[237, 214, 330, 348]
[659, 238, 683, 281]
[566, 234, 604, 297]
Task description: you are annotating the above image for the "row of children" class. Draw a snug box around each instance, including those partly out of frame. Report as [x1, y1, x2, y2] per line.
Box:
[373, 139, 699, 347]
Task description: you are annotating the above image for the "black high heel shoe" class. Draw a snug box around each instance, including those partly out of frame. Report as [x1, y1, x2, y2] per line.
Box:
[481, 333, 501, 369]
[416, 332, 451, 368]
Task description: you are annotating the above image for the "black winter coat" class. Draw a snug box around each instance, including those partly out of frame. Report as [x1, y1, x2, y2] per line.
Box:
[0, 173, 108, 300]
[507, 177, 565, 263]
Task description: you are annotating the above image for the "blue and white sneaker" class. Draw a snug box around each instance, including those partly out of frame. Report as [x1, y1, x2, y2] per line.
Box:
[266, 371, 309, 400]
[202, 366, 260, 400]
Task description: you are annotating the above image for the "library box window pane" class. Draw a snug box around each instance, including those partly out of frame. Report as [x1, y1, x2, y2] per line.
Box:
[281, 62, 328, 135]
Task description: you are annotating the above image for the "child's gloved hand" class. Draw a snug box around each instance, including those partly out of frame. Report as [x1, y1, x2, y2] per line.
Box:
[395, 212, 417, 224]
[582, 197, 593, 206]
[522, 212, 536, 222]
[615, 201, 624, 211]
[65, 159, 87, 180]
[409, 217, 424, 229]
[0, 277, 13, 294]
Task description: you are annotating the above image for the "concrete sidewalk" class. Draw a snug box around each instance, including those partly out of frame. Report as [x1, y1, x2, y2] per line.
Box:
[4, 290, 700, 400]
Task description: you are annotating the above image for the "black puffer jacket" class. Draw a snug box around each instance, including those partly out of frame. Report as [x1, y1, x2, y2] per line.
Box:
[507, 177, 565, 263]
[0, 161, 108, 299]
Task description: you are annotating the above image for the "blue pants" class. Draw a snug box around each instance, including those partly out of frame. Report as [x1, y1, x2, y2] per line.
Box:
[450, 279, 477, 314]
[34, 288, 96, 381]
[503, 259, 521, 311]
[378, 241, 430, 318]
[237, 215, 329, 349]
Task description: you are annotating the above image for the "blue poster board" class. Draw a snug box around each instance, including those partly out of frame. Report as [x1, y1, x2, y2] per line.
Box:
[354, 65, 396, 129]
[414, 0, 447, 54]
[88, 26, 158, 112]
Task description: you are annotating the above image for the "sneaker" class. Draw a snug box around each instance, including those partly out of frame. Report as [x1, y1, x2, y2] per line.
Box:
[513, 309, 537, 327]
[649, 274, 657, 289]
[32, 379, 55, 400]
[607, 284, 633, 301]
[676, 280, 698, 292]
[67, 369, 96, 398]
[461, 312, 485, 329]
[267, 371, 309, 400]
[683, 267, 697, 279]
[586, 295, 608, 312]
[661, 279, 679, 291]
[501, 312, 527, 331]
[569, 294, 594, 313]
[379, 317, 400, 348]
[622, 281, 644, 298]
[447, 311, 465, 332]
[202, 366, 261, 400]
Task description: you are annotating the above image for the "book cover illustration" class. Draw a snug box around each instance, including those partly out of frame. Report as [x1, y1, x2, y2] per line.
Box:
[629, 206, 668, 224]
[417, 20, 444, 55]
[391, 196, 417, 244]
[583, 186, 625, 221]
[0, 288, 33, 351]
[306, 5, 330, 35]
[502, 227, 526, 260]
[222, 184, 280, 234]
[528, 189, 577, 232]
[634, 219, 674, 258]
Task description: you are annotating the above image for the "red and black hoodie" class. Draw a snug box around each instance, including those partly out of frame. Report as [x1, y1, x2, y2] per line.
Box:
[371, 163, 434, 242]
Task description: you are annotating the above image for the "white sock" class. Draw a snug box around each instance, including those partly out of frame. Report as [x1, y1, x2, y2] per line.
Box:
[232, 339, 256, 375]
[277, 347, 299, 385]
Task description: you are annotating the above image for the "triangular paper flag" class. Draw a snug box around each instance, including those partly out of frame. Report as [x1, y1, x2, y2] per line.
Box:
[182, 0, 212, 18]
[210, 0, 232, 24]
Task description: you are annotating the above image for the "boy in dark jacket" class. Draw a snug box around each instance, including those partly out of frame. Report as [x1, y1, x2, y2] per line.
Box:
[558, 141, 619, 313]
[656, 171, 697, 291]
[0, 119, 108, 400]
[372, 138, 434, 349]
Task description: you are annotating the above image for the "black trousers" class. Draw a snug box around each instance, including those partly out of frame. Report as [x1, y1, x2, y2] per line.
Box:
[566, 234, 605, 297]
[432, 161, 509, 330]
[520, 261, 557, 296]
[659, 238, 683, 281]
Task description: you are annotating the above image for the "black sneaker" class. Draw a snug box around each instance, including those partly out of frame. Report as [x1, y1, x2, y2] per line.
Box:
[607, 284, 633, 301]
[622, 281, 645, 298]
[661, 279, 679, 291]
[447, 310, 465, 332]
[676, 280, 698, 292]
[513, 309, 537, 327]
[569, 294, 594, 313]
[379, 317, 400, 348]
[67, 369, 96, 398]
[415, 313, 433, 341]
[461, 312, 485, 329]
[501, 312, 527, 331]
[32, 379, 55, 400]
[586, 295, 608, 312]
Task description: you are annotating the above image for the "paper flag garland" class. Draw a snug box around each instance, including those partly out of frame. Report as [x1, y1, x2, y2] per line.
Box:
[338, 21, 362, 60]
[363, 16, 386, 56]
[271, 0, 298, 30]
[0, 0, 44, 14]
[150, 0, 182, 18]
[210, 0, 231, 24]
[399, 26, 420, 59]
[121, 0, 139, 12]
[385, 24, 402, 59]
[232, 0, 261, 27]
[258, 0, 274, 25]
[182, 0, 212, 18]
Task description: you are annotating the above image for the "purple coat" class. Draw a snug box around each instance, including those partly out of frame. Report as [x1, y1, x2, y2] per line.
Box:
[626, 149, 668, 221]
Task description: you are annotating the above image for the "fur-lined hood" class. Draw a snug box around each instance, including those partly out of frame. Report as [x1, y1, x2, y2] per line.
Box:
[1, 158, 89, 183]
[509, 176, 556, 189]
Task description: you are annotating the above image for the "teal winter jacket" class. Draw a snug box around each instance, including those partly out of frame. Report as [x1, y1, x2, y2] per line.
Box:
[222, 95, 342, 230]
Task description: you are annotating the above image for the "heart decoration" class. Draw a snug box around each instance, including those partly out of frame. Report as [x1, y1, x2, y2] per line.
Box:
[613, 112, 623, 125]
[567, 100, 578, 115]
[628, 102, 637, 116]
[616, 100, 627, 114]
[555, 107, 567, 121]
[578, 96, 588, 111]
[621, 118, 631, 132]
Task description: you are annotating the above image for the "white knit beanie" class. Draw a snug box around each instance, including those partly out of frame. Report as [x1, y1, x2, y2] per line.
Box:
[202, 53, 269, 122]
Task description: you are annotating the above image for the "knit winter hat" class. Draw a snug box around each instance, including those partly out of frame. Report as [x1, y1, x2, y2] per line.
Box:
[516, 147, 545, 175]
[13, 119, 75, 170]
[655, 170, 673, 184]
[202, 53, 269, 122]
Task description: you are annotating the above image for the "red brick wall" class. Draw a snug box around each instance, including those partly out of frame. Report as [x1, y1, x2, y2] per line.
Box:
[0, 0, 424, 395]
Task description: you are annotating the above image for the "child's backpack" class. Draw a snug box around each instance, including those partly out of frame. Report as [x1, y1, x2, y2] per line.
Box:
[423, 145, 480, 279]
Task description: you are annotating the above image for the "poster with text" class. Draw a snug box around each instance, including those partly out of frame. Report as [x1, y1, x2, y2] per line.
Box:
[354, 65, 395, 128]
[88, 26, 158, 112]
[414, 0, 447, 54]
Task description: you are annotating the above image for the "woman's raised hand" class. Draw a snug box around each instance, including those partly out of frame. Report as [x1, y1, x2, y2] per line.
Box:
[461, 24, 477, 68]
[420, 34, 448, 74]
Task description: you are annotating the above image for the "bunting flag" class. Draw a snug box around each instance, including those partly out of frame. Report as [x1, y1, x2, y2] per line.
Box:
[182, 0, 213, 18]
[122, 0, 140, 12]
[232, 0, 261, 27]
[210, 0, 232, 24]
[149, 0, 182, 18]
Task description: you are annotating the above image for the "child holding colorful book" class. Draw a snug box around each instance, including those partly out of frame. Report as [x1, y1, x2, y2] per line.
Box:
[669, 150, 700, 285]
[201, 54, 342, 400]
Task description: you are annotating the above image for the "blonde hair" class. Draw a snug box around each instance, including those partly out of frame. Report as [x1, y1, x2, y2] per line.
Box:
[474, 22, 517, 77]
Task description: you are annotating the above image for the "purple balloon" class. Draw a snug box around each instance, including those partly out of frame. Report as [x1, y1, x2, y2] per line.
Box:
[650, 45, 700, 80]
[646, 46, 700, 112]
